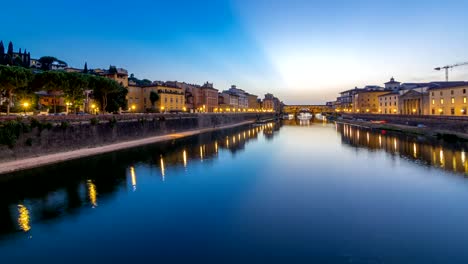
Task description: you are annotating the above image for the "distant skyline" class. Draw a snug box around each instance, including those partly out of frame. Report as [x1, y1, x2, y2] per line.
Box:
[3, 0, 468, 104]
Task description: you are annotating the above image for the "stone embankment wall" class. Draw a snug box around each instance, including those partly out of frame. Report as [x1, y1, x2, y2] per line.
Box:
[0, 113, 275, 162]
[343, 114, 468, 133]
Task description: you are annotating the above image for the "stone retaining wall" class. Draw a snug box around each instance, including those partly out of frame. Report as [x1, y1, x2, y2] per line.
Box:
[342, 114, 468, 133]
[0, 113, 275, 162]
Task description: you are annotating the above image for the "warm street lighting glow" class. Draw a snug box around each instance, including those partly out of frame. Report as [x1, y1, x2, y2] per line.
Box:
[17, 204, 31, 232]
[130, 166, 137, 191]
[160, 156, 165, 180]
[87, 180, 98, 207]
[131, 105, 136, 110]
[412, 109, 416, 113]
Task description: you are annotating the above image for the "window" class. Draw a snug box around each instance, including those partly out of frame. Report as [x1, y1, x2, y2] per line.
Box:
[441, 99, 444, 104]
[452, 97, 455, 104]
[165, 98, 168, 103]
[463, 107, 467, 115]
[464, 97, 467, 104]
[394, 102, 397, 106]
[451, 90, 454, 95]
[432, 92, 434, 96]
[432, 99, 435, 105]
[385, 102, 387, 106]
[451, 108, 455, 115]
[432, 109, 435, 115]
[440, 91, 443, 96]
[464, 89, 466, 94]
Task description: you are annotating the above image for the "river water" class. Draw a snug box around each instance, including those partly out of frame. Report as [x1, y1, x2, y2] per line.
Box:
[2, 120, 468, 263]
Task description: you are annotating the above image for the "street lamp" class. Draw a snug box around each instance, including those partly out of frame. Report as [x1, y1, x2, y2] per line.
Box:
[131, 105, 136, 112]
[23, 102, 29, 115]
[91, 104, 96, 114]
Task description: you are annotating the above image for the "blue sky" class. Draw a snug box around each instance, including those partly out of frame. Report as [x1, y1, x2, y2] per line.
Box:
[3, 0, 468, 104]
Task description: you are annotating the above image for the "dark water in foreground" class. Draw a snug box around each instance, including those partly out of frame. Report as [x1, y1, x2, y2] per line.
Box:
[2, 120, 468, 263]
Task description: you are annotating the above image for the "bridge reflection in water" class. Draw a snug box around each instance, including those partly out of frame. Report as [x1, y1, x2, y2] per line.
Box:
[337, 123, 468, 175]
[0, 122, 280, 238]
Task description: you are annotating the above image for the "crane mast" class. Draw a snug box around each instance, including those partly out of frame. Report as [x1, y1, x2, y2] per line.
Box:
[434, 62, 468, 82]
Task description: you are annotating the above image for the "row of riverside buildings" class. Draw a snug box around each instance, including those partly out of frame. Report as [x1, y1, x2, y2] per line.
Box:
[0, 41, 282, 114]
[328, 77, 468, 116]
[42, 66, 282, 114]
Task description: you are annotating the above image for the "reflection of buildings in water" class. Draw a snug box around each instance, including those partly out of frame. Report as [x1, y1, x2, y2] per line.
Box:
[0, 122, 281, 237]
[87, 180, 98, 208]
[17, 204, 31, 232]
[160, 156, 165, 181]
[299, 119, 310, 126]
[338, 123, 468, 175]
[130, 166, 137, 191]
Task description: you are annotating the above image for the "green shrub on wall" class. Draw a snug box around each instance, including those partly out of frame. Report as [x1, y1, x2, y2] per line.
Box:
[0, 120, 31, 148]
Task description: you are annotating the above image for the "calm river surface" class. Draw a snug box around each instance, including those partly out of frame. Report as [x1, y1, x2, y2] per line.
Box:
[2, 120, 468, 263]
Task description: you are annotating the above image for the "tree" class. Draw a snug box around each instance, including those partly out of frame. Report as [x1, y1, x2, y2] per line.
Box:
[106, 85, 128, 113]
[7, 42, 13, 57]
[63, 72, 88, 113]
[83, 62, 88, 74]
[149, 91, 159, 110]
[32, 71, 66, 113]
[6, 41, 13, 65]
[88, 75, 121, 113]
[0, 41, 4, 65]
[38, 56, 57, 71]
[38, 56, 67, 71]
[108, 66, 118, 74]
[0, 65, 33, 115]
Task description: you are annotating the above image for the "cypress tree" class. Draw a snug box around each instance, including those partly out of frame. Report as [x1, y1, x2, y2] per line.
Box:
[0, 41, 4, 65]
[27, 52, 31, 67]
[7, 41, 13, 65]
[84, 62, 88, 73]
[7, 41, 13, 56]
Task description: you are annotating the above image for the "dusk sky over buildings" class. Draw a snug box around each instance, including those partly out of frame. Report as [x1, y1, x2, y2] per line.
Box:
[3, 0, 468, 104]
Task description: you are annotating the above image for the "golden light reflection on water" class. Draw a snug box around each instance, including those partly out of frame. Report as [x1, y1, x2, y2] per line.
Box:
[183, 150, 187, 167]
[17, 204, 31, 232]
[160, 156, 165, 181]
[87, 180, 98, 207]
[130, 166, 137, 191]
[339, 123, 468, 175]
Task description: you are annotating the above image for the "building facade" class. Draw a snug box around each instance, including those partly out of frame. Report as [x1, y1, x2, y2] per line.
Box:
[200, 82, 219, 112]
[247, 93, 259, 110]
[353, 90, 388, 113]
[428, 82, 468, 116]
[378, 91, 399, 114]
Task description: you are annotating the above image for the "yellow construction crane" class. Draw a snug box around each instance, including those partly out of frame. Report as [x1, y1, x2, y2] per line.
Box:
[434, 61, 468, 82]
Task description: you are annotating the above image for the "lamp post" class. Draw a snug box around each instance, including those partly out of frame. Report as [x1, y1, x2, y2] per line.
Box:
[23, 102, 29, 115]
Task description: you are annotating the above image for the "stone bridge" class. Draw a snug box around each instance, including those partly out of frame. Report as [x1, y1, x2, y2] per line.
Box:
[282, 105, 333, 115]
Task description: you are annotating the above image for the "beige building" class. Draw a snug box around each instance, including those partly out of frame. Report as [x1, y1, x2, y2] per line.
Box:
[127, 85, 144, 112]
[127, 84, 185, 112]
[399, 89, 430, 115]
[428, 82, 468, 116]
[378, 92, 399, 114]
[247, 93, 259, 110]
[353, 90, 388, 113]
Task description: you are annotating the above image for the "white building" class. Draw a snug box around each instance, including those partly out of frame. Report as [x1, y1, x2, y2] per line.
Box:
[225, 85, 248, 109]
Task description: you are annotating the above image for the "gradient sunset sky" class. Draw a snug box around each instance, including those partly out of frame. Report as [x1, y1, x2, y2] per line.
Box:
[3, 0, 468, 104]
